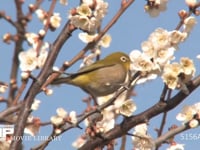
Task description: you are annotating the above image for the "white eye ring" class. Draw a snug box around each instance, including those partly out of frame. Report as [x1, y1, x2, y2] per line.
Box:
[120, 56, 128, 62]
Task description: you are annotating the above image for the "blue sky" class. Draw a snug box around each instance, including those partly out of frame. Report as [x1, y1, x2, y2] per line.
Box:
[0, 0, 200, 149]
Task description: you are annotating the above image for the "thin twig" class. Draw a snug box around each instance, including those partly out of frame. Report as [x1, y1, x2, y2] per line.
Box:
[175, 1, 200, 30]
[13, 79, 28, 105]
[155, 112, 167, 150]
[154, 122, 197, 146]
[0, 103, 22, 119]
[0, 11, 17, 27]
[159, 84, 168, 102]
[7, 0, 26, 106]
[120, 135, 126, 150]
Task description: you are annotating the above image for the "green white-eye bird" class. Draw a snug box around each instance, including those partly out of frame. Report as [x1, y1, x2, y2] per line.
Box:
[52, 52, 131, 97]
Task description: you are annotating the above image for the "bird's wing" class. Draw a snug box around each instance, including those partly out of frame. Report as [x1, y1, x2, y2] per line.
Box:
[71, 62, 116, 77]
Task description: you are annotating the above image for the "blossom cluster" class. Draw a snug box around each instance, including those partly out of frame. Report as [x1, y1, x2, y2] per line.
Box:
[22, 99, 42, 136]
[79, 33, 112, 68]
[68, 0, 108, 33]
[18, 42, 49, 73]
[24, 116, 41, 136]
[129, 16, 197, 90]
[73, 16, 197, 149]
[17, 5, 63, 77]
[176, 102, 200, 128]
[96, 97, 136, 132]
[35, 9, 62, 30]
[73, 93, 137, 149]
[132, 123, 155, 150]
[50, 108, 77, 134]
[144, 0, 168, 17]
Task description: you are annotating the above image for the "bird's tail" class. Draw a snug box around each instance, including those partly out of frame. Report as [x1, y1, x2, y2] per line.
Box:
[51, 76, 72, 85]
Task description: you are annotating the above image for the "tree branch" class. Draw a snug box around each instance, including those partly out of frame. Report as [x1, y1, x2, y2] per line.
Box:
[79, 75, 200, 150]
[9, 1, 76, 150]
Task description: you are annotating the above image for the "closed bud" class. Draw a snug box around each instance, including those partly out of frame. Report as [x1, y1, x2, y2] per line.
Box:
[70, 8, 77, 16]
[21, 72, 30, 80]
[194, 9, 200, 16]
[39, 29, 46, 38]
[29, 4, 35, 12]
[178, 9, 188, 19]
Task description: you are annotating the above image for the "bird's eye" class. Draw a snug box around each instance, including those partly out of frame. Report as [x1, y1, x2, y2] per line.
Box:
[120, 56, 128, 62]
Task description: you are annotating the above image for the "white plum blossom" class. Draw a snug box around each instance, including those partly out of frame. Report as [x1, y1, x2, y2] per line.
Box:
[24, 116, 41, 136]
[96, 93, 115, 105]
[69, 111, 77, 124]
[176, 102, 200, 128]
[162, 73, 179, 89]
[51, 107, 67, 126]
[18, 48, 38, 71]
[162, 63, 182, 90]
[51, 108, 77, 126]
[36, 9, 61, 30]
[98, 34, 112, 48]
[18, 43, 48, 71]
[94, 0, 108, 20]
[101, 109, 115, 121]
[169, 30, 187, 48]
[50, 115, 64, 126]
[154, 47, 175, 66]
[162, 57, 195, 90]
[49, 13, 61, 29]
[78, 32, 98, 43]
[76, 4, 92, 17]
[0, 84, 8, 93]
[31, 99, 41, 111]
[69, 0, 108, 32]
[35, 9, 46, 22]
[129, 27, 195, 88]
[96, 118, 115, 133]
[189, 119, 199, 128]
[144, 0, 168, 17]
[44, 88, 53, 96]
[180, 57, 195, 76]
[183, 16, 197, 33]
[78, 32, 112, 48]
[132, 123, 155, 150]
[176, 105, 196, 122]
[197, 54, 200, 60]
[82, 0, 94, 5]
[57, 107, 68, 118]
[87, 92, 131, 134]
[130, 50, 155, 72]
[163, 63, 183, 76]
[25, 32, 40, 49]
[185, 0, 197, 7]
[166, 143, 184, 150]
[37, 44, 48, 68]
[72, 136, 87, 149]
[130, 50, 158, 84]
[119, 99, 137, 117]
[148, 28, 171, 50]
